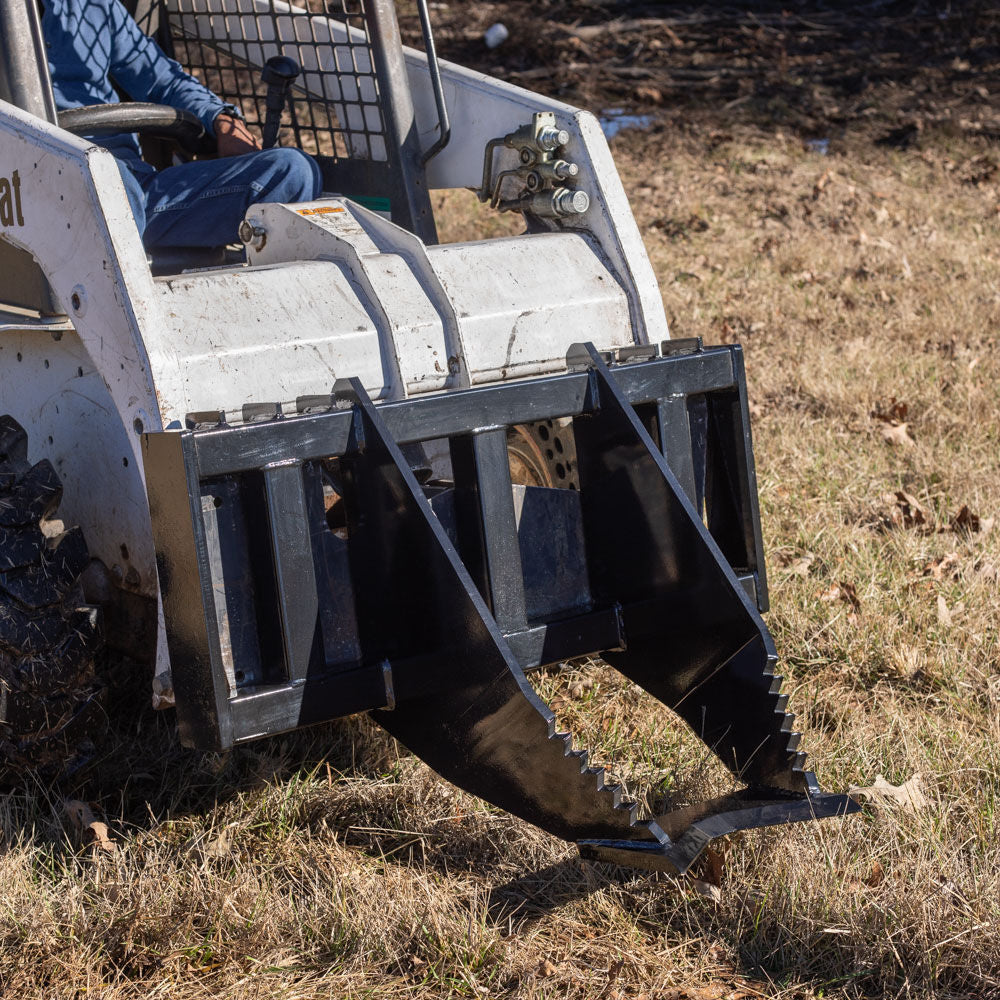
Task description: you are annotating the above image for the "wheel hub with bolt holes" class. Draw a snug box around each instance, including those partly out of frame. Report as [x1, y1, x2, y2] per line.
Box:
[506, 419, 578, 490]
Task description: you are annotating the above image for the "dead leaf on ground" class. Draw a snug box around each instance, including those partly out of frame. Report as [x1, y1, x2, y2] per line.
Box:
[789, 554, 815, 576]
[595, 959, 625, 1000]
[923, 552, 959, 581]
[881, 491, 928, 530]
[688, 844, 726, 904]
[689, 877, 722, 903]
[204, 826, 233, 859]
[849, 773, 929, 812]
[537, 958, 557, 978]
[151, 670, 175, 710]
[775, 550, 815, 577]
[634, 84, 663, 104]
[871, 397, 909, 423]
[699, 845, 725, 886]
[880, 421, 915, 447]
[811, 168, 835, 200]
[936, 594, 953, 626]
[818, 580, 861, 614]
[976, 561, 1000, 582]
[950, 505, 995, 536]
[866, 859, 885, 887]
[64, 800, 117, 855]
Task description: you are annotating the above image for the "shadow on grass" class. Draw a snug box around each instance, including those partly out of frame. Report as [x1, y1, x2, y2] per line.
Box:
[4, 657, 399, 835]
[34, 673, 681, 912]
[0, 665, 923, 996]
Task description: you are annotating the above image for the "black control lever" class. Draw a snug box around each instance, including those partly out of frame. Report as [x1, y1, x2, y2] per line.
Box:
[261, 55, 300, 150]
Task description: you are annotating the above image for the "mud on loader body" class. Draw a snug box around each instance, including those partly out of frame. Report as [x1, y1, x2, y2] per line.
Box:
[0, 0, 856, 872]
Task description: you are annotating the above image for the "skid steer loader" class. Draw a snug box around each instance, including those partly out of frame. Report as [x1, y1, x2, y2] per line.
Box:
[0, 0, 857, 874]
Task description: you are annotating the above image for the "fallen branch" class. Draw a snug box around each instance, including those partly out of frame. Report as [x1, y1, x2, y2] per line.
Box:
[557, 18, 685, 46]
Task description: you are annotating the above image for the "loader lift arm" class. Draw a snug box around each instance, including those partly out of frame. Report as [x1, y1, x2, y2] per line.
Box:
[142, 343, 857, 874]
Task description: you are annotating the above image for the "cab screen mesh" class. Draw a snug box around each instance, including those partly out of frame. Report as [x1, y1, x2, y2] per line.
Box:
[164, 0, 388, 162]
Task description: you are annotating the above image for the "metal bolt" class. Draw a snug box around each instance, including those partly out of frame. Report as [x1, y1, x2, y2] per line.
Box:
[537, 126, 570, 151]
[238, 220, 267, 250]
[525, 171, 542, 191]
[519, 147, 535, 165]
[533, 160, 581, 182]
[525, 188, 591, 219]
[553, 188, 590, 216]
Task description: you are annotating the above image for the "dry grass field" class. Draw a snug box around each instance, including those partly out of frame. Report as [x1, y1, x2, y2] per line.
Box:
[3, 5, 1000, 999]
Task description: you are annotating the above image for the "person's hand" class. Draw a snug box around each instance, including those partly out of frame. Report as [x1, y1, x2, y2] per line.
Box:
[213, 114, 262, 157]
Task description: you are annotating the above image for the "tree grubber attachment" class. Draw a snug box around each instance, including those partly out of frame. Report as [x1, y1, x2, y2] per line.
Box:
[143, 342, 857, 874]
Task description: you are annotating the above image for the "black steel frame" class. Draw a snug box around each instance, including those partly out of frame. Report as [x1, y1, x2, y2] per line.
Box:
[143, 343, 856, 872]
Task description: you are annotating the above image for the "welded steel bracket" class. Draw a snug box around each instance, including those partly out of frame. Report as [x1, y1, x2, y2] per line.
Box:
[580, 790, 858, 872]
[143, 343, 858, 872]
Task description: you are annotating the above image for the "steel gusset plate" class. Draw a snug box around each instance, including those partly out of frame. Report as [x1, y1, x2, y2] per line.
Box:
[336, 379, 667, 847]
[566, 344, 858, 870]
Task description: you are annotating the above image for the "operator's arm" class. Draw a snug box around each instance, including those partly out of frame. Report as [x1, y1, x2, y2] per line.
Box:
[105, 0, 260, 155]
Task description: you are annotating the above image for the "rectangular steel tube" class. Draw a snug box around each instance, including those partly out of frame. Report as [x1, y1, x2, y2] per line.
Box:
[450, 428, 527, 632]
[192, 348, 738, 478]
[263, 462, 319, 683]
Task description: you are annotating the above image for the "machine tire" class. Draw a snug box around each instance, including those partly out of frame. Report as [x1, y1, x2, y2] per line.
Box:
[0, 416, 104, 779]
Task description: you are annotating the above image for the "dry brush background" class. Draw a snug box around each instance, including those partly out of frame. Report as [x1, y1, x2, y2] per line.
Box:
[3, 3, 1000, 998]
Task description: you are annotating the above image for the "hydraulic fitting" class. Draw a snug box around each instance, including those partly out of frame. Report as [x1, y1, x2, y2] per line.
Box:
[480, 112, 590, 219]
[536, 125, 570, 151]
[526, 187, 590, 218]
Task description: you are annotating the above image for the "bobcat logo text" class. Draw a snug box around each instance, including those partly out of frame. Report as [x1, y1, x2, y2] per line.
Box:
[0, 170, 25, 228]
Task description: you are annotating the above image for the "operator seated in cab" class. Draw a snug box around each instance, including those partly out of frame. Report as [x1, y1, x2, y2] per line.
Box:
[42, 0, 322, 249]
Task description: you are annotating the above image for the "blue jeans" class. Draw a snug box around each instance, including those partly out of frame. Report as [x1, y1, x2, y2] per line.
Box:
[116, 148, 322, 249]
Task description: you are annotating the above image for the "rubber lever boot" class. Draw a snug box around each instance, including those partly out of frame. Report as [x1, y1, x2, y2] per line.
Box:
[261, 55, 301, 149]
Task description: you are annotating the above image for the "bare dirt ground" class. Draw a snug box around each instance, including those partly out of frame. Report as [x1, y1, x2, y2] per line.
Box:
[400, 0, 1000, 148]
[3, 4, 1000, 998]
